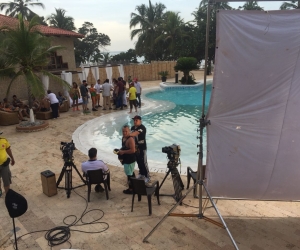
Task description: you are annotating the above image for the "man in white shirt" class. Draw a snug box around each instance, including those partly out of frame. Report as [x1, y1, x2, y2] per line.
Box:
[102, 79, 113, 110]
[47, 90, 59, 119]
[95, 79, 102, 108]
[134, 78, 142, 108]
[81, 148, 109, 192]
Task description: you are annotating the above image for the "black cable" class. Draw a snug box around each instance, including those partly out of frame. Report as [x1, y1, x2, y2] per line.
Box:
[13, 188, 109, 249]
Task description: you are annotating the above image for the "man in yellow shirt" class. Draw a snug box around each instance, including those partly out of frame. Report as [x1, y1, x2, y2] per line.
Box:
[128, 82, 138, 113]
[0, 131, 15, 196]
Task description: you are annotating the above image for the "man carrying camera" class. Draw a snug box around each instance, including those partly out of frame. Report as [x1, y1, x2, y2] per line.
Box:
[118, 125, 136, 194]
[81, 148, 109, 192]
[0, 131, 15, 196]
[130, 115, 150, 183]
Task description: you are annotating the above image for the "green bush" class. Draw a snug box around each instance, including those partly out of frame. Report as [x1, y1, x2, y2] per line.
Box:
[174, 57, 198, 84]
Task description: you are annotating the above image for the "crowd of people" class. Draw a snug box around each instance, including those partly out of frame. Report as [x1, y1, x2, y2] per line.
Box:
[0, 77, 148, 197]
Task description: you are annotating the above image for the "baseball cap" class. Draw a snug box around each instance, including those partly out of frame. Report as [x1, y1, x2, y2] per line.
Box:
[132, 115, 141, 120]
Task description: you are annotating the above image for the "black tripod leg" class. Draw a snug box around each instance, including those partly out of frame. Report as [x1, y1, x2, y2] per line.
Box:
[12, 218, 18, 250]
[159, 170, 171, 190]
[56, 165, 66, 187]
[66, 169, 72, 198]
[72, 163, 86, 184]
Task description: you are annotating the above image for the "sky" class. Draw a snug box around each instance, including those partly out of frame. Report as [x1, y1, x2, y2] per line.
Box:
[2, 0, 284, 52]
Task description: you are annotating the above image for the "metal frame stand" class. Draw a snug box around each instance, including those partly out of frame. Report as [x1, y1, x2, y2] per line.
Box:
[56, 161, 86, 198]
[143, 2, 239, 249]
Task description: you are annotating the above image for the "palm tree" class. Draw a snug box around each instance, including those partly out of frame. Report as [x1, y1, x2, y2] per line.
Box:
[47, 8, 76, 31]
[130, 0, 166, 61]
[280, 1, 300, 9]
[0, 0, 44, 20]
[0, 14, 68, 106]
[155, 11, 188, 59]
[238, 1, 264, 10]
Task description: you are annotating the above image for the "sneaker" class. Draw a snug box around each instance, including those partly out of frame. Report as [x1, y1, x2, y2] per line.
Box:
[137, 174, 145, 179]
[92, 108, 98, 111]
[95, 184, 104, 193]
[123, 189, 133, 194]
[144, 177, 150, 183]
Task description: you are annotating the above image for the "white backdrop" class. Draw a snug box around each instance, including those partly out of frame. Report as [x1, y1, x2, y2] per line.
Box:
[206, 10, 300, 200]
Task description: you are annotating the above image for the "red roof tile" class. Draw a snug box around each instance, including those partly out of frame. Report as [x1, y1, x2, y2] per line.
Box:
[0, 14, 84, 38]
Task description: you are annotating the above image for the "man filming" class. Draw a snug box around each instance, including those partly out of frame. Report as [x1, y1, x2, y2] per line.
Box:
[130, 115, 150, 183]
[81, 148, 109, 192]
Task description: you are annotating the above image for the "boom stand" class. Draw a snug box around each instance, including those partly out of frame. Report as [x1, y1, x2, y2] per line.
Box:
[56, 161, 86, 198]
[143, 2, 239, 249]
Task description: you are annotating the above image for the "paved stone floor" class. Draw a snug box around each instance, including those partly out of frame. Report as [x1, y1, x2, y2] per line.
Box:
[0, 72, 300, 249]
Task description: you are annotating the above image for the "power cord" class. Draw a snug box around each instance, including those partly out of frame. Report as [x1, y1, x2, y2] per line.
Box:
[13, 188, 109, 249]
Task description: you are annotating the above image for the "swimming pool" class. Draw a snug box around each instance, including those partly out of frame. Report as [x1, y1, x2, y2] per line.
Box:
[73, 82, 212, 173]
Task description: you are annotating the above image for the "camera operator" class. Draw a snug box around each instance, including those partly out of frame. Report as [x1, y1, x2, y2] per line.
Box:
[130, 115, 150, 183]
[81, 148, 109, 193]
[118, 125, 136, 194]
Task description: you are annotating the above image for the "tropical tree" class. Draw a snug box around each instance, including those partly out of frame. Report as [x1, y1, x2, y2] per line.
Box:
[155, 11, 189, 60]
[0, 14, 68, 106]
[74, 22, 111, 65]
[174, 57, 199, 84]
[130, 0, 166, 61]
[111, 49, 138, 63]
[280, 1, 300, 9]
[47, 8, 76, 31]
[100, 52, 111, 64]
[0, 0, 44, 20]
[238, 1, 264, 10]
[192, 0, 232, 64]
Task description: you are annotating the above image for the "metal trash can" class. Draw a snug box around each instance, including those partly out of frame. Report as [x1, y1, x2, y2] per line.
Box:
[41, 170, 57, 197]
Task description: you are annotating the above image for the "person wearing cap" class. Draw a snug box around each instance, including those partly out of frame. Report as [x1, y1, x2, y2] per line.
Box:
[80, 80, 89, 113]
[0, 131, 15, 196]
[128, 82, 138, 113]
[114, 77, 124, 110]
[130, 115, 150, 182]
[133, 78, 142, 108]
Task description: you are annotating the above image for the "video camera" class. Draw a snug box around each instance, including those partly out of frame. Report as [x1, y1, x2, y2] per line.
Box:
[60, 141, 76, 162]
[162, 144, 181, 164]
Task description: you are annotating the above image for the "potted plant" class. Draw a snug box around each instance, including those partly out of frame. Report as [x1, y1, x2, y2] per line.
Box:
[174, 57, 199, 84]
[158, 71, 169, 82]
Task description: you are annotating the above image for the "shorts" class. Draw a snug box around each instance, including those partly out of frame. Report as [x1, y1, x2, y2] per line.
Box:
[0, 164, 12, 187]
[82, 96, 88, 104]
[123, 162, 135, 176]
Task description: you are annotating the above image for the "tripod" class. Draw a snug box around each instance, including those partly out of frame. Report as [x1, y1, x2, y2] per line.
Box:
[159, 160, 184, 202]
[56, 161, 86, 198]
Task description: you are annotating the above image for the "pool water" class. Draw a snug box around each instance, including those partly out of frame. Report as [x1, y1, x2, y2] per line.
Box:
[86, 83, 212, 170]
[141, 84, 212, 167]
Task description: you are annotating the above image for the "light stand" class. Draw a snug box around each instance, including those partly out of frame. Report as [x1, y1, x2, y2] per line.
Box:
[143, 1, 239, 249]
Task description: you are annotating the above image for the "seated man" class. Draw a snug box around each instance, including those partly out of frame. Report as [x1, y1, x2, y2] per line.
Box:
[1, 98, 27, 121]
[81, 148, 109, 192]
[12, 95, 23, 108]
[57, 91, 67, 106]
[12, 95, 29, 117]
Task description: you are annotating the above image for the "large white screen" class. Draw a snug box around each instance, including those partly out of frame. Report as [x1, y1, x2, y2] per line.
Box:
[206, 10, 300, 200]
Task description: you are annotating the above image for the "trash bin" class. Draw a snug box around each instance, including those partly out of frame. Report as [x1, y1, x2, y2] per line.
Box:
[41, 170, 57, 197]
